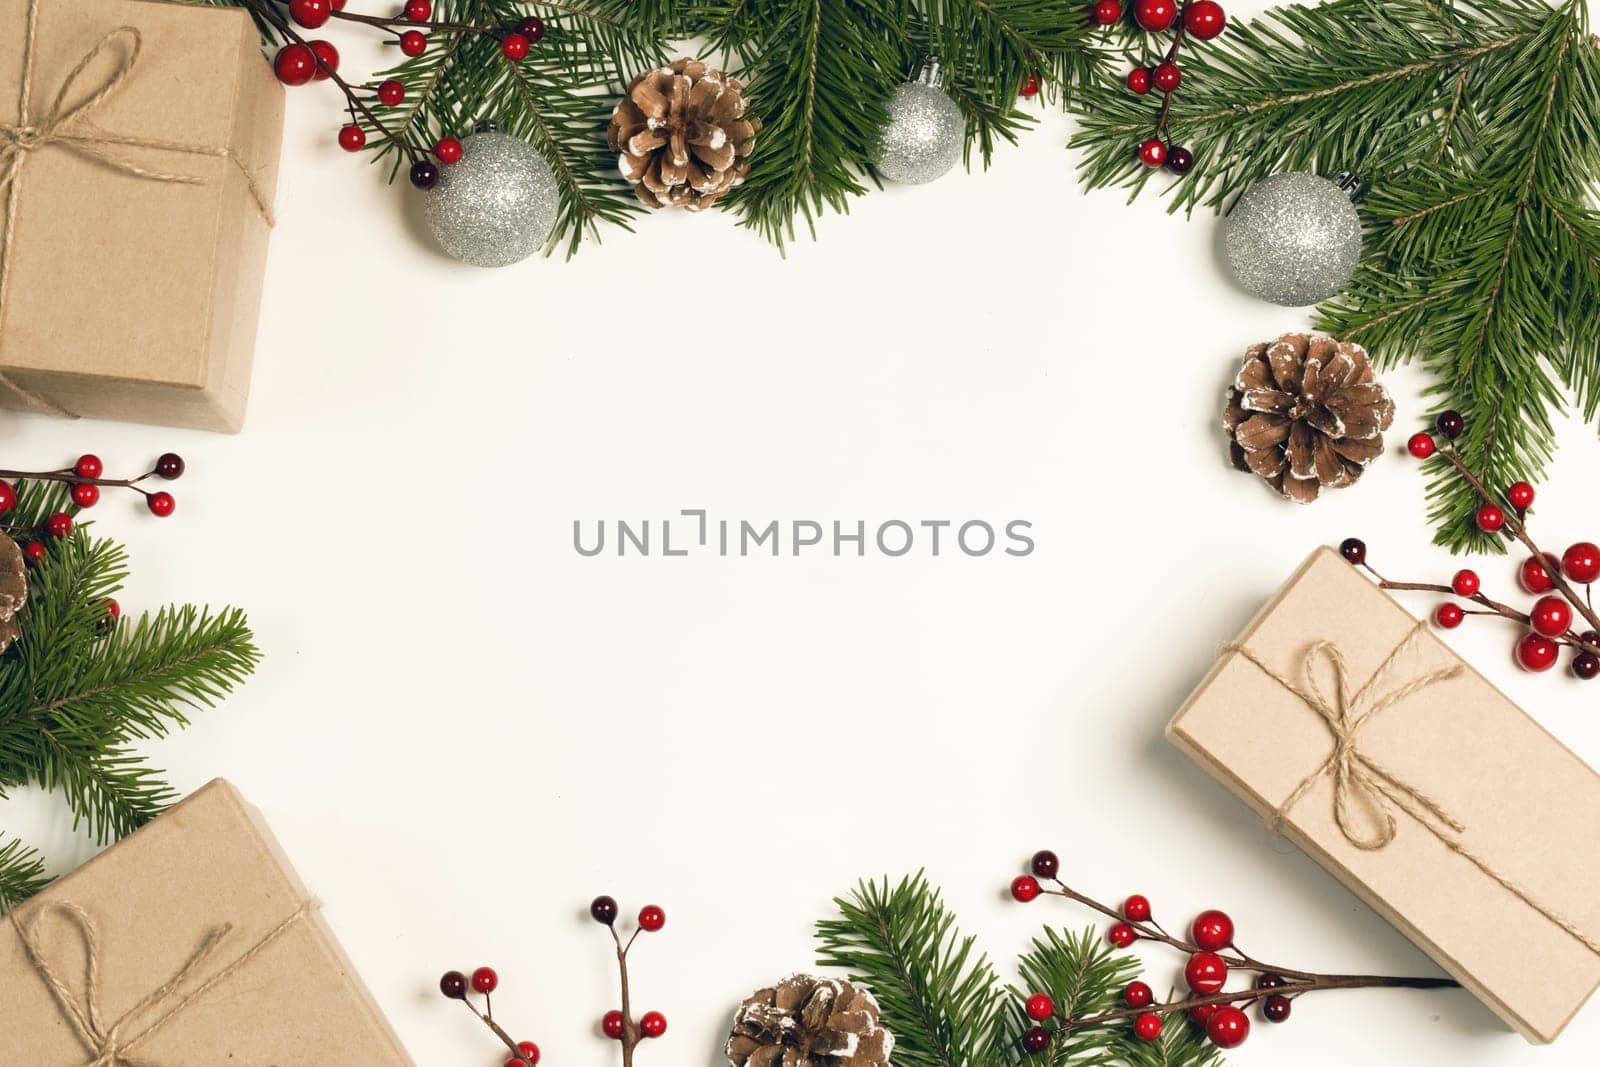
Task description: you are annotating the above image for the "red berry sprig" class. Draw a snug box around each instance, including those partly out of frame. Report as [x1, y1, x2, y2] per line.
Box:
[1011, 850, 1454, 1054]
[0, 453, 186, 550]
[1338, 411, 1600, 680]
[437, 966, 541, 1066]
[1111, 0, 1228, 175]
[592, 895, 668, 1066]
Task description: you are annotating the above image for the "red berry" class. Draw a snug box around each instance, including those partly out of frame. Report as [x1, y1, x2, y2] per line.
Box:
[377, 79, 406, 106]
[331, 0, 345, 7]
[1263, 994, 1291, 1023]
[1184, 951, 1228, 994]
[1206, 1005, 1250, 1048]
[435, 137, 463, 164]
[1092, 0, 1123, 26]
[505, 1040, 540, 1066]
[1122, 894, 1151, 922]
[601, 1011, 625, 1040]
[639, 1011, 667, 1039]
[339, 124, 367, 152]
[1107, 923, 1137, 948]
[1575, 652, 1600, 680]
[1137, 139, 1167, 168]
[1011, 875, 1041, 902]
[1183, 0, 1228, 39]
[0, 481, 13, 513]
[23, 541, 46, 564]
[1434, 603, 1464, 629]
[72, 483, 99, 508]
[404, 0, 432, 20]
[154, 453, 185, 480]
[591, 895, 619, 924]
[1126, 68, 1152, 94]
[1134, 1013, 1163, 1042]
[1188, 1003, 1219, 1026]
[1026, 993, 1055, 1021]
[75, 454, 103, 478]
[105, 598, 120, 620]
[638, 904, 666, 932]
[1530, 595, 1573, 639]
[1019, 73, 1040, 97]
[1516, 633, 1560, 673]
[288, 0, 331, 29]
[1123, 981, 1153, 1008]
[1562, 542, 1600, 585]
[1406, 432, 1436, 459]
[1507, 481, 1535, 511]
[400, 30, 427, 57]
[1520, 553, 1561, 593]
[439, 971, 467, 999]
[1191, 910, 1233, 951]
[1475, 505, 1505, 533]
[471, 966, 498, 994]
[273, 43, 317, 86]
[1450, 569, 1479, 597]
[1152, 62, 1182, 92]
[1030, 849, 1060, 879]
[500, 32, 530, 61]
[517, 16, 546, 41]
[309, 39, 340, 80]
[146, 491, 175, 517]
[1022, 1027, 1051, 1055]
[46, 513, 72, 539]
[1132, 0, 1178, 31]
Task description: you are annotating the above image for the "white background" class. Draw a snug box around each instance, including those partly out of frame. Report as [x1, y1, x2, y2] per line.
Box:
[4, 4, 1600, 1064]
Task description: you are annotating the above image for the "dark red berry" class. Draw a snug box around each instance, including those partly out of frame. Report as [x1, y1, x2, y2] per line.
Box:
[1434, 603, 1464, 629]
[289, 0, 331, 29]
[75, 454, 103, 478]
[154, 453, 185, 480]
[23, 541, 46, 564]
[1516, 633, 1560, 673]
[591, 895, 619, 924]
[1255, 973, 1286, 990]
[1030, 849, 1060, 879]
[1450, 569, 1479, 597]
[1126, 67, 1152, 94]
[273, 43, 317, 86]
[0, 481, 13, 513]
[1562, 541, 1600, 585]
[435, 137, 463, 164]
[602, 1011, 625, 1039]
[1091, 0, 1123, 25]
[1530, 595, 1573, 639]
[1191, 910, 1233, 951]
[1263, 994, 1292, 1023]
[46, 513, 72, 539]
[501, 32, 530, 60]
[1206, 1006, 1250, 1048]
[638, 904, 665, 932]
[378, 79, 406, 106]
[439, 971, 468, 999]
[1184, 951, 1228, 994]
[1507, 481, 1535, 511]
[1165, 146, 1194, 175]
[1406, 432, 1436, 459]
[1475, 505, 1505, 533]
[1152, 62, 1181, 92]
[410, 160, 440, 189]
[639, 1011, 667, 1038]
[1338, 537, 1366, 565]
[472, 966, 499, 994]
[1021, 1027, 1051, 1055]
[1435, 410, 1465, 439]
[1132, 0, 1177, 31]
[146, 491, 176, 517]
[1574, 652, 1600, 680]
[1134, 1013, 1164, 1041]
[1107, 923, 1137, 948]
[400, 30, 427, 56]
[1026, 993, 1055, 1020]
[1137, 138, 1167, 168]
[1122, 894, 1151, 922]
[309, 39, 339, 79]
[405, 0, 432, 20]
[1123, 981, 1153, 1008]
[1183, 0, 1227, 39]
[1011, 875, 1041, 902]
[72, 483, 100, 508]
[338, 124, 367, 151]
[517, 16, 546, 40]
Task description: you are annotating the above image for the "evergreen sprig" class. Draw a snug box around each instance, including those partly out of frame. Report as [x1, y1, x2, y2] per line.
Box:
[0, 481, 259, 910]
[818, 874, 1225, 1067]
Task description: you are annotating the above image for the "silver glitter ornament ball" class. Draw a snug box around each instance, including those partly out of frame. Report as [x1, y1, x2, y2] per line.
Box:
[1222, 173, 1362, 306]
[422, 131, 559, 267]
[875, 66, 964, 185]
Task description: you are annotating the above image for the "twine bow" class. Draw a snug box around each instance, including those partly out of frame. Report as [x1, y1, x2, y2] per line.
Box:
[0, 0, 276, 418]
[1227, 620, 1600, 957]
[10, 897, 317, 1066]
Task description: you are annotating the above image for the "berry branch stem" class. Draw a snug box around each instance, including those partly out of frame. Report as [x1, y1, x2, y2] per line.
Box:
[329, 8, 496, 36]
[611, 925, 640, 1067]
[455, 999, 535, 1067]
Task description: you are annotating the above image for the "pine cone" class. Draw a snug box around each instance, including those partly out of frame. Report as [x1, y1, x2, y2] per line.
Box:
[726, 974, 894, 1067]
[0, 532, 26, 654]
[607, 58, 759, 211]
[1223, 333, 1394, 503]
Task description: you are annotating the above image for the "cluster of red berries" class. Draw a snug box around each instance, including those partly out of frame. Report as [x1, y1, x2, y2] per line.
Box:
[1080, 0, 1227, 174]
[0, 452, 184, 563]
[1386, 410, 1600, 679]
[592, 895, 669, 1045]
[438, 966, 542, 1067]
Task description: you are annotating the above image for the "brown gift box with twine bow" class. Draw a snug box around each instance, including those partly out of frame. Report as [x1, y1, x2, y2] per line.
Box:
[0, 0, 282, 433]
[1168, 546, 1600, 1043]
[0, 779, 413, 1065]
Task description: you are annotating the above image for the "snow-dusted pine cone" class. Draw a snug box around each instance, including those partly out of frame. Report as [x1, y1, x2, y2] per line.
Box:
[0, 532, 26, 653]
[726, 974, 894, 1067]
[1223, 333, 1395, 503]
[607, 57, 759, 211]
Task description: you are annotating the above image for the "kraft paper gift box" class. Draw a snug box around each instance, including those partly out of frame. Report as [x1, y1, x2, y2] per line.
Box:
[0, 779, 413, 1065]
[0, 0, 283, 432]
[1168, 546, 1600, 1044]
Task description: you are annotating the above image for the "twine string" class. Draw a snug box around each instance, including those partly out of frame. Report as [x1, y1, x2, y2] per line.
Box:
[1226, 620, 1600, 956]
[0, 0, 276, 418]
[10, 898, 318, 1066]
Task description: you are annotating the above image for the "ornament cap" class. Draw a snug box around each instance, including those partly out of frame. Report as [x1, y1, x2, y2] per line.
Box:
[915, 58, 943, 86]
[1336, 171, 1361, 197]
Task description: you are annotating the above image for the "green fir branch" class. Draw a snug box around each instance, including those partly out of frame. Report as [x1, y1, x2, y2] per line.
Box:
[1000, 927, 1141, 1067]
[0, 835, 50, 913]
